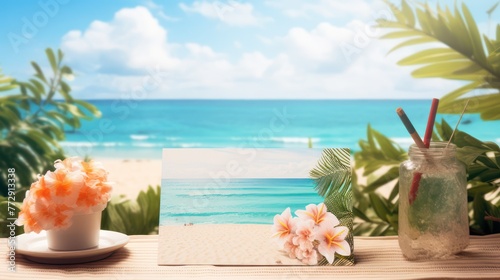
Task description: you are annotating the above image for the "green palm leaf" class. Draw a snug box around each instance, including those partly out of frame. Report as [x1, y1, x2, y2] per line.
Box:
[310, 148, 354, 265]
[378, 0, 500, 120]
[310, 148, 351, 197]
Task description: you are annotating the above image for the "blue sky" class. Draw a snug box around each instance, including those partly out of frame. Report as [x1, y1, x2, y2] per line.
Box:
[0, 0, 498, 99]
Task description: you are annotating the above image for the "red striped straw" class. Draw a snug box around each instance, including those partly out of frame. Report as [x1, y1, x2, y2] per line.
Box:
[408, 98, 439, 204]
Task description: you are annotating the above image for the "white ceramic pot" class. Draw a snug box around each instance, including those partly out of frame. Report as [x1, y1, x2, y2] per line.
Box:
[46, 211, 102, 251]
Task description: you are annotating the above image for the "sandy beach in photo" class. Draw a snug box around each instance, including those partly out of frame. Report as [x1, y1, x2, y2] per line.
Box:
[158, 224, 304, 265]
[97, 158, 162, 199]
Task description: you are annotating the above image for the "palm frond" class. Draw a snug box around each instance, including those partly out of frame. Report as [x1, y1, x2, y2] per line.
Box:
[310, 148, 351, 198]
[320, 187, 355, 265]
[378, 0, 500, 120]
[310, 148, 354, 265]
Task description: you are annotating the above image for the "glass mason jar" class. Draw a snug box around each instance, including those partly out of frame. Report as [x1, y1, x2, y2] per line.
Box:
[399, 142, 469, 260]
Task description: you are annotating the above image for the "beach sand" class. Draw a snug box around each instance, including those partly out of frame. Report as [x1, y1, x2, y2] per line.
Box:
[97, 158, 162, 200]
[158, 224, 306, 265]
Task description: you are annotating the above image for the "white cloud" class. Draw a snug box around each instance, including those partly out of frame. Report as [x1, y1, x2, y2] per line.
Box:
[60, 5, 286, 99]
[238, 52, 273, 78]
[179, 1, 271, 26]
[60, 4, 462, 100]
[62, 6, 180, 73]
[267, 36, 461, 99]
[185, 43, 219, 58]
[284, 22, 352, 62]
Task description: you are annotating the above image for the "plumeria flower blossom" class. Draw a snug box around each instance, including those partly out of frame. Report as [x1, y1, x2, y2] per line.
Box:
[292, 219, 315, 250]
[273, 202, 351, 265]
[283, 235, 301, 259]
[298, 247, 319, 265]
[16, 157, 112, 233]
[315, 222, 351, 264]
[272, 207, 297, 248]
[295, 203, 339, 226]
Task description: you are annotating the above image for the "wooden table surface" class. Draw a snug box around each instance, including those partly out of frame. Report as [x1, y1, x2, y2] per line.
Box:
[2, 234, 500, 279]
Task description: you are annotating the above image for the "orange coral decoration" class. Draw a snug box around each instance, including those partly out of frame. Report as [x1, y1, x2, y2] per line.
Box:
[16, 157, 113, 233]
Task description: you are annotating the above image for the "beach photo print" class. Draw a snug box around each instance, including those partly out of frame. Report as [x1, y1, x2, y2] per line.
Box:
[158, 148, 354, 266]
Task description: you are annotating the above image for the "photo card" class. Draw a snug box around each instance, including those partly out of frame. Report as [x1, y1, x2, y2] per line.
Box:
[158, 148, 354, 266]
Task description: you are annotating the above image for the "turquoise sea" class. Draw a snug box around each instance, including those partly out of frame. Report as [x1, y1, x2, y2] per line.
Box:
[160, 178, 323, 225]
[62, 99, 500, 159]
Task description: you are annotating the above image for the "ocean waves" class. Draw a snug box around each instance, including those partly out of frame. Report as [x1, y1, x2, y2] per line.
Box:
[62, 136, 418, 150]
[160, 178, 323, 225]
[60, 100, 499, 159]
[59, 136, 425, 159]
[62, 135, 499, 157]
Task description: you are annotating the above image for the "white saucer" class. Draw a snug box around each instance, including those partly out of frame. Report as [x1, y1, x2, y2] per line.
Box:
[16, 230, 129, 264]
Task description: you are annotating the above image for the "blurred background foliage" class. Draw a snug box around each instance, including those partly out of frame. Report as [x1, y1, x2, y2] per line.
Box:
[352, 0, 500, 236]
[0, 48, 161, 237]
[101, 186, 160, 235]
[0, 48, 100, 197]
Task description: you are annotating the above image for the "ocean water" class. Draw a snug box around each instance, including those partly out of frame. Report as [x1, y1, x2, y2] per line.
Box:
[160, 178, 323, 225]
[61, 100, 500, 158]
